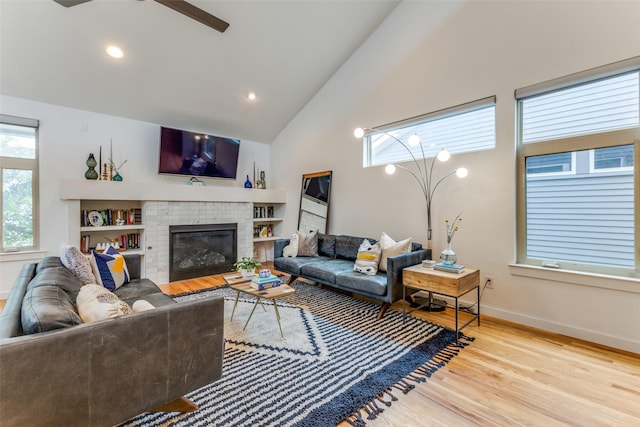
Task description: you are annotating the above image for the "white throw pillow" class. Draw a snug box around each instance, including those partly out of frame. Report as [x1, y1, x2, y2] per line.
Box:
[353, 239, 382, 275]
[378, 232, 412, 272]
[132, 300, 155, 312]
[59, 243, 96, 284]
[283, 233, 299, 257]
[76, 284, 133, 323]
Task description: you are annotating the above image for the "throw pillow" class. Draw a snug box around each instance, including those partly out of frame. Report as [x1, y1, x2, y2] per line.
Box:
[76, 284, 133, 323]
[132, 300, 155, 312]
[282, 233, 299, 257]
[59, 243, 96, 285]
[353, 239, 382, 275]
[378, 232, 413, 272]
[296, 229, 319, 257]
[89, 246, 130, 291]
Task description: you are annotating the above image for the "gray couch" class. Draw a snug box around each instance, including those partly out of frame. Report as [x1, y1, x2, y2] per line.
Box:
[274, 234, 430, 319]
[0, 254, 224, 427]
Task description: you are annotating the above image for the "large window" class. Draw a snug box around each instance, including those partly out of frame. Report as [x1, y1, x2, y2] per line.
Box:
[0, 115, 39, 251]
[363, 96, 496, 167]
[516, 59, 640, 277]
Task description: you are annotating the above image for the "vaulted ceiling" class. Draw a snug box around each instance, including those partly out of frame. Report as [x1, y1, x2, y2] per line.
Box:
[0, 0, 399, 142]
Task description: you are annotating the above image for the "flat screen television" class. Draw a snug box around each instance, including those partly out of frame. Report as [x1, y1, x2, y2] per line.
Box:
[158, 126, 240, 179]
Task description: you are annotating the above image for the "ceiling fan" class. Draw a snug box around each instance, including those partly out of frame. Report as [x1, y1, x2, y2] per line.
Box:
[53, 0, 230, 33]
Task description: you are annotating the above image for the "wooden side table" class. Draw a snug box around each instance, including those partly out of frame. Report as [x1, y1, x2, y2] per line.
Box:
[402, 265, 480, 341]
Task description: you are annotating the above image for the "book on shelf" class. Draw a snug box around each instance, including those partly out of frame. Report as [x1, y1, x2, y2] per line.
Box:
[434, 263, 465, 273]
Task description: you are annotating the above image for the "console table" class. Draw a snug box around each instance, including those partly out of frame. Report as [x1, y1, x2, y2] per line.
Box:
[402, 265, 480, 341]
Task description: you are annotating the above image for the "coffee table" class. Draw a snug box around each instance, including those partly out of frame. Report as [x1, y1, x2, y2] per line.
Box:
[222, 273, 294, 338]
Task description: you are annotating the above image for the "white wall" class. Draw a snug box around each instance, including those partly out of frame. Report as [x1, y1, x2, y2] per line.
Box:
[270, 1, 640, 352]
[0, 95, 270, 295]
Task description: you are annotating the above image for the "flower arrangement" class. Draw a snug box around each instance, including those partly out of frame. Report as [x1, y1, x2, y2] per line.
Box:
[445, 212, 463, 243]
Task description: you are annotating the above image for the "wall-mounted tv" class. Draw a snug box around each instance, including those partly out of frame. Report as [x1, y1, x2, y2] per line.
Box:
[158, 126, 240, 179]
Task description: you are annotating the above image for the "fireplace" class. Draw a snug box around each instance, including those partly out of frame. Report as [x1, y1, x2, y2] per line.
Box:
[169, 223, 237, 282]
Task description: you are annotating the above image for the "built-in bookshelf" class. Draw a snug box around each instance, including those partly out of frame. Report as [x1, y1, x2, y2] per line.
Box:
[79, 200, 144, 255]
[252, 203, 285, 243]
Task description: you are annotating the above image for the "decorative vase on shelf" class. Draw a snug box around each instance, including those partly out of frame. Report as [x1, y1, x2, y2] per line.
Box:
[85, 153, 98, 180]
[244, 175, 253, 188]
[439, 242, 457, 266]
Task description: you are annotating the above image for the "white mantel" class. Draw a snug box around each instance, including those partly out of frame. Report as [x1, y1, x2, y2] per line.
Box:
[59, 179, 286, 203]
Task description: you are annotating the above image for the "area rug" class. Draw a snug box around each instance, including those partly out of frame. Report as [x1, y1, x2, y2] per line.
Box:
[122, 281, 471, 427]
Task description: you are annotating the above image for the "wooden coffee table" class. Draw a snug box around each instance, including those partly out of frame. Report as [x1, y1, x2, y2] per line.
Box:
[223, 273, 294, 338]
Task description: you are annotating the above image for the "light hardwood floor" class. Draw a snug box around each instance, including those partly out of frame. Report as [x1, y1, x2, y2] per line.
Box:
[4, 265, 638, 426]
[161, 265, 640, 427]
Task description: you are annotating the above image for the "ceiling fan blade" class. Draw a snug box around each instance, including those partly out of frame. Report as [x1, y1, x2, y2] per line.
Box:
[154, 0, 229, 33]
[52, 0, 92, 7]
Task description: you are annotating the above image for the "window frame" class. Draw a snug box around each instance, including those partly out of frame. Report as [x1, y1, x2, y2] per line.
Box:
[515, 59, 640, 278]
[362, 96, 496, 168]
[0, 114, 39, 252]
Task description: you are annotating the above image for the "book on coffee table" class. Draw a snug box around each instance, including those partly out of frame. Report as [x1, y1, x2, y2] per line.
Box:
[250, 275, 281, 290]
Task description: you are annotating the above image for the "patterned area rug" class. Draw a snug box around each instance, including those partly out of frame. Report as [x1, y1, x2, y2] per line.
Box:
[123, 281, 471, 427]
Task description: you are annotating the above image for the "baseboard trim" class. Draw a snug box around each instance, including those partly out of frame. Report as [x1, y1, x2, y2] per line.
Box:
[481, 306, 640, 354]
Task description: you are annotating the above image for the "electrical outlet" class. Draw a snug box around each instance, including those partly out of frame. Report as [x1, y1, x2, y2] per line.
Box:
[485, 275, 494, 289]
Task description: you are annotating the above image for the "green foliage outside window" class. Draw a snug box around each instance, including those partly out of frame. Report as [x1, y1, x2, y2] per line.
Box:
[3, 169, 33, 248]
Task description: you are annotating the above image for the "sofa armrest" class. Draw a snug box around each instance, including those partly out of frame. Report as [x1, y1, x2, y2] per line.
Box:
[386, 249, 431, 303]
[0, 263, 37, 339]
[0, 296, 225, 427]
[274, 238, 290, 258]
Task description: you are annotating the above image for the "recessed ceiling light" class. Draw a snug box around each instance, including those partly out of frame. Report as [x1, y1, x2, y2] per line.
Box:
[247, 92, 257, 101]
[106, 45, 124, 59]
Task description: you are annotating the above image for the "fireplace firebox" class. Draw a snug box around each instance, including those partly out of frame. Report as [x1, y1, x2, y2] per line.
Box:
[169, 223, 237, 282]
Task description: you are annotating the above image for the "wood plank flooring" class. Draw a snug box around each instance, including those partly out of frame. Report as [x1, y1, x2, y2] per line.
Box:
[4, 264, 638, 426]
[161, 265, 640, 427]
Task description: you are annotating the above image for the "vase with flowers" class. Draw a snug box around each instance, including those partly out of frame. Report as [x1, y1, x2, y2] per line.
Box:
[440, 212, 462, 266]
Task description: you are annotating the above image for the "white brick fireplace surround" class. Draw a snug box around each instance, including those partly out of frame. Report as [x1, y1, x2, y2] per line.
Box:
[144, 200, 251, 284]
[61, 180, 286, 285]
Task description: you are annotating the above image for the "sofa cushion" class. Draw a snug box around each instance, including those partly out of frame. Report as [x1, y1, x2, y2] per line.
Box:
[20, 266, 86, 334]
[76, 284, 133, 323]
[296, 229, 319, 257]
[90, 246, 130, 291]
[60, 244, 96, 284]
[353, 239, 382, 276]
[113, 278, 175, 307]
[335, 271, 388, 296]
[300, 259, 354, 284]
[318, 233, 336, 258]
[378, 232, 413, 272]
[273, 256, 326, 276]
[335, 235, 374, 260]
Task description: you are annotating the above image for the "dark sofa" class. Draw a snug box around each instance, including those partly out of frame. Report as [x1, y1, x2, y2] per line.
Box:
[274, 234, 430, 319]
[0, 254, 224, 427]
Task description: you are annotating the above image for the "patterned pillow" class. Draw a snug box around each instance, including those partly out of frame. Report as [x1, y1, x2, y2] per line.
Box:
[89, 246, 130, 291]
[283, 233, 299, 257]
[59, 244, 96, 284]
[353, 239, 382, 275]
[76, 284, 133, 323]
[378, 232, 413, 272]
[296, 229, 319, 257]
